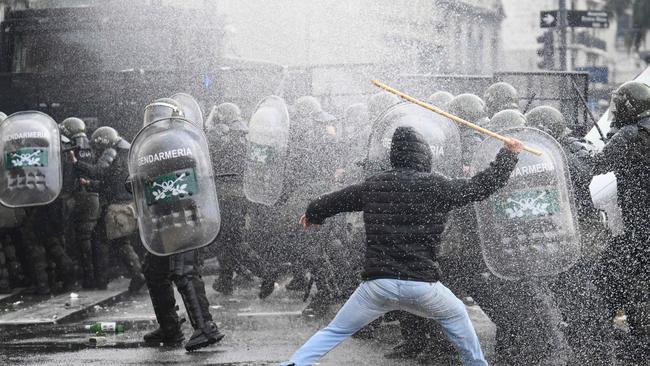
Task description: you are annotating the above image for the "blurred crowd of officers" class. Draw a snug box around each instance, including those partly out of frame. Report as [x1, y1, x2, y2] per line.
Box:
[0, 77, 649, 364]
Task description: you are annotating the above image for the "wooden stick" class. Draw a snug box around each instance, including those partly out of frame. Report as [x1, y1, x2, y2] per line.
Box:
[371, 80, 543, 156]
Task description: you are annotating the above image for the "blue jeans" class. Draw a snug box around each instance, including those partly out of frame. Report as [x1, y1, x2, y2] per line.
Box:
[281, 279, 488, 366]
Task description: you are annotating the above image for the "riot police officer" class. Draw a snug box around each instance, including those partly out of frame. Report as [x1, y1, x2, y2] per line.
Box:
[72, 126, 145, 292]
[205, 102, 254, 295]
[525, 105, 615, 364]
[483, 82, 520, 118]
[593, 81, 650, 362]
[446, 93, 488, 167]
[2, 112, 68, 294]
[60, 117, 103, 289]
[138, 97, 224, 351]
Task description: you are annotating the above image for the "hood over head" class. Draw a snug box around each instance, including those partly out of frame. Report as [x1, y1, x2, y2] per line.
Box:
[389, 126, 432, 173]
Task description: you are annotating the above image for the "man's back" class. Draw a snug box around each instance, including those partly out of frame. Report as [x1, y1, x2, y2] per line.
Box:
[305, 126, 519, 283]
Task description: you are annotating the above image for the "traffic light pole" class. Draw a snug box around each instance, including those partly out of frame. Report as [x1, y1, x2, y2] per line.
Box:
[559, 0, 568, 70]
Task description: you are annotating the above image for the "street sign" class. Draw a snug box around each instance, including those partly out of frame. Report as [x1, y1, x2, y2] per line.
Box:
[540, 11, 558, 28]
[568, 11, 609, 28]
[541, 10, 609, 29]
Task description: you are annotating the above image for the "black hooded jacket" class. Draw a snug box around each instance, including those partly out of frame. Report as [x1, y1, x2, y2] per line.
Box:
[305, 126, 518, 282]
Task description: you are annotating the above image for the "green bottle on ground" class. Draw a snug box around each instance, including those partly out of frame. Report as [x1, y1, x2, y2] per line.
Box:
[85, 322, 126, 335]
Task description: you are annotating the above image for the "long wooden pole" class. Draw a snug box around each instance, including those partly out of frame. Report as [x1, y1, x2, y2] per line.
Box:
[371, 80, 543, 156]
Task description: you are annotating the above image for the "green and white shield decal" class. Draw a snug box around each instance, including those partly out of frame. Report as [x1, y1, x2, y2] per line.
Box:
[144, 168, 199, 205]
[494, 189, 560, 220]
[5, 148, 48, 169]
[249, 143, 276, 164]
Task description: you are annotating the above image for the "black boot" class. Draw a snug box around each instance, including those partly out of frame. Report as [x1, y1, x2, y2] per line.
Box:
[144, 276, 184, 346]
[177, 276, 224, 351]
[259, 278, 276, 299]
[129, 273, 146, 293]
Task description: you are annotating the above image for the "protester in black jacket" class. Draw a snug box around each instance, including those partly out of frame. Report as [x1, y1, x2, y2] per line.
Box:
[280, 126, 522, 366]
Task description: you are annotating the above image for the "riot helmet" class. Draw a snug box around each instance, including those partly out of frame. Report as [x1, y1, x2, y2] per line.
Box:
[368, 92, 400, 123]
[426, 91, 454, 108]
[447, 93, 488, 126]
[59, 117, 86, 139]
[0, 112, 7, 123]
[609, 81, 650, 125]
[294, 96, 322, 119]
[143, 98, 184, 127]
[343, 103, 369, 138]
[91, 126, 128, 151]
[525, 105, 567, 139]
[205, 102, 245, 132]
[170, 92, 204, 129]
[483, 82, 519, 117]
[486, 109, 527, 133]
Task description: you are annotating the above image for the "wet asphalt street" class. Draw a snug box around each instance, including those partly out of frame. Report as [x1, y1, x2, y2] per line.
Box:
[0, 276, 447, 366]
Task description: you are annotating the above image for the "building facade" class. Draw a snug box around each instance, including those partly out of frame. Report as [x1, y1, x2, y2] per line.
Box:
[501, 0, 649, 86]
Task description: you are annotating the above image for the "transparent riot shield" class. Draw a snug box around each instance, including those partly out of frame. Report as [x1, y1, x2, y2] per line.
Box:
[170, 93, 204, 129]
[243, 96, 290, 206]
[470, 127, 580, 280]
[128, 117, 220, 256]
[367, 102, 462, 177]
[0, 111, 62, 208]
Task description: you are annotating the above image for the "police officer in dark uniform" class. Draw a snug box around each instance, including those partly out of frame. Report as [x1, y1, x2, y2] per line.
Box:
[526, 105, 615, 364]
[72, 126, 145, 292]
[58, 117, 103, 289]
[205, 102, 260, 295]
[138, 97, 224, 351]
[19, 117, 84, 294]
[447, 94, 489, 167]
[593, 81, 650, 363]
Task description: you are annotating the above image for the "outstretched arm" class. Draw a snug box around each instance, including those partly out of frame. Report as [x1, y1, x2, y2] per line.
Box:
[443, 139, 521, 208]
[303, 183, 364, 226]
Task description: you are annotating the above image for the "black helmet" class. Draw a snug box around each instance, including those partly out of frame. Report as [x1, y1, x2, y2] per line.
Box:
[144, 98, 184, 127]
[610, 81, 650, 125]
[525, 106, 567, 139]
[215, 102, 242, 125]
[426, 91, 454, 108]
[484, 82, 519, 117]
[294, 96, 322, 118]
[60, 117, 86, 138]
[368, 92, 400, 122]
[447, 94, 488, 126]
[91, 126, 121, 151]
[487, 109, 527, 132]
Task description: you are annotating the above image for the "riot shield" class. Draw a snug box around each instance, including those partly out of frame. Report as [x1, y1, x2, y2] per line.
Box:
[367, 102, 462, 177]
[170, 93, 204, 129]
[0, 111, 62, 208]
[128, 117, 220, 256]
[470, 127, 580, 280]
[243, 96, 290, 206]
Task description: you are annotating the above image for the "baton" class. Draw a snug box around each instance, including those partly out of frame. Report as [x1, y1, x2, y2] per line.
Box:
[371, 80, 543, 156]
